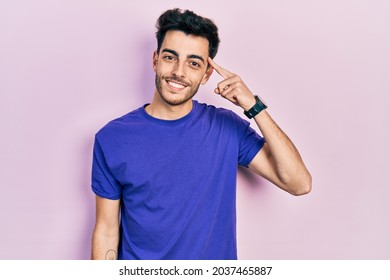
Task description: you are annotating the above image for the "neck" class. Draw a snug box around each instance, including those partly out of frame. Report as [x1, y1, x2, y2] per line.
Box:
[145, 91, 193, 120]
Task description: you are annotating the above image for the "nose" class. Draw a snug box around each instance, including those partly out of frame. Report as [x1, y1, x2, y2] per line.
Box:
[171, 60, 186, 78]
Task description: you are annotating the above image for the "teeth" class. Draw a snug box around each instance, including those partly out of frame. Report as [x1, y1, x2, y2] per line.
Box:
[168, 81, 186, 89]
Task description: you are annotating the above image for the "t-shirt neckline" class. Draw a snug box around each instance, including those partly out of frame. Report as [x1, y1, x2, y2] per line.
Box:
[141, 100, 199, 126]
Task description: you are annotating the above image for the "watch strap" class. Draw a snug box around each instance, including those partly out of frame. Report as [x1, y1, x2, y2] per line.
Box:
[244, 95, 267, 119]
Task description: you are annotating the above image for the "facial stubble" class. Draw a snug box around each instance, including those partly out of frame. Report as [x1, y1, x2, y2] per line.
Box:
[155, 74, 201, 106]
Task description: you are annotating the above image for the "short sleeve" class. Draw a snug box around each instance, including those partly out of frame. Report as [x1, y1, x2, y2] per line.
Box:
[91, 136, 122, 200]
[236, 115, 265, 167]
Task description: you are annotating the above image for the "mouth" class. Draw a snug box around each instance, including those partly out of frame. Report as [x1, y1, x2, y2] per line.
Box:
[165, 79, 189, 91]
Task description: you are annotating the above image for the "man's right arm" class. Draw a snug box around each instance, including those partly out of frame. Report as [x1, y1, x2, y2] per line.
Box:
[91, 196, 121, 260]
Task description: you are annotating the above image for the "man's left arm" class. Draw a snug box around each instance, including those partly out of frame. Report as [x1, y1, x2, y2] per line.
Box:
[208, 57, 312, 195]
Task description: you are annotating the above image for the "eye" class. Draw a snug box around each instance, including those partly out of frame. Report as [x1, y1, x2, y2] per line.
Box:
[189, 61, 201, 68]
[163, 55, 176, 61]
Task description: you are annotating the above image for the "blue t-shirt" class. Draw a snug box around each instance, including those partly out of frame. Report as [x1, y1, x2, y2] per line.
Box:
[92, 100, 265, 259]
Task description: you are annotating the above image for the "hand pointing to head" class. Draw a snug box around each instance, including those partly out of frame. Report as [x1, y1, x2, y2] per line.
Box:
[207, 57, 257, 111]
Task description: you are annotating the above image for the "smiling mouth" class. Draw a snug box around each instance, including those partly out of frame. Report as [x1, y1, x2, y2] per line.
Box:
[165, 79, 189, 90]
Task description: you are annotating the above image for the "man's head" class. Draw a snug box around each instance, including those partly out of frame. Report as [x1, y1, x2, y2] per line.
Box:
[152, 9, 220, 107]
[155, 8, 220, 59]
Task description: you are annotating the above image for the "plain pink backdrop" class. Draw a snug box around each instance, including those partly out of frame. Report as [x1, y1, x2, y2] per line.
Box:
[1, 0, 389, 259]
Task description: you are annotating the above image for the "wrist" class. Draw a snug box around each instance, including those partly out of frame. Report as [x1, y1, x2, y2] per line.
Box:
[244, 95, 267, 119]
[242, 96, 257, 112]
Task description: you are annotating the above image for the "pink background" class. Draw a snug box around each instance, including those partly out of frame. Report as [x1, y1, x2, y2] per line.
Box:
[1, 0, 389, 259]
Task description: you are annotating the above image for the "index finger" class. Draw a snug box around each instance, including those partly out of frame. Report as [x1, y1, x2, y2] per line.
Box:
[208, 57, 234, 79]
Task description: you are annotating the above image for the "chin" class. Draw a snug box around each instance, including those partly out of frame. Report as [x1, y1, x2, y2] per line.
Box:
[161, 96, 192, 106]
[159, 90, 197, 106]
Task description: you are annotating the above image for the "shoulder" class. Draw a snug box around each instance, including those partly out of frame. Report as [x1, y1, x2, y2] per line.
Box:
[95, 106, 145, 140]
[196, 100, 250, 128]
[196, 101, 243, 121]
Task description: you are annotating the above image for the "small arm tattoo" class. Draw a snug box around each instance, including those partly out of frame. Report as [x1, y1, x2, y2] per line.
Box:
[105, 249, 117, 260]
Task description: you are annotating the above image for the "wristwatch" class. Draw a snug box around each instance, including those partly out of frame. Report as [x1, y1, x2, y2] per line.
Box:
[244, 95, 267, 119]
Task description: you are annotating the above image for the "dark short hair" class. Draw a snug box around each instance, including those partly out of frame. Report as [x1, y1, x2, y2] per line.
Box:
[155, 8, 220, 59]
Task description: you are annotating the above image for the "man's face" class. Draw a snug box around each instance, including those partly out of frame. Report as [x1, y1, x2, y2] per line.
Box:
[153, 30, 213, 106]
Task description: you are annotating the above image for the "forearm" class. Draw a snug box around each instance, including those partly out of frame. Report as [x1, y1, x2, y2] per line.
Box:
[207, 57, 311, 194]
[91, 226, 120, 260]
[254, 110, 312, 195]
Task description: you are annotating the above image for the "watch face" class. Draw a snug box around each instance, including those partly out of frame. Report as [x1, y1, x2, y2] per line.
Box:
[245, 96, 267, 119]
[253, 97, 265, 112]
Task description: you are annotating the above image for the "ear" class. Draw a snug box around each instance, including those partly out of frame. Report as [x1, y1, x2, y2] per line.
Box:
[200, 66, 214, 85]
[152, 50, 158, 72]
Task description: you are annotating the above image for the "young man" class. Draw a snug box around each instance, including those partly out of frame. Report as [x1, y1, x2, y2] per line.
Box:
[91, 8, 311, 260]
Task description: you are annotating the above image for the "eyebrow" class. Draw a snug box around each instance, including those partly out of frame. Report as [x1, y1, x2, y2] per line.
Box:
[162, 48, 205, 64]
